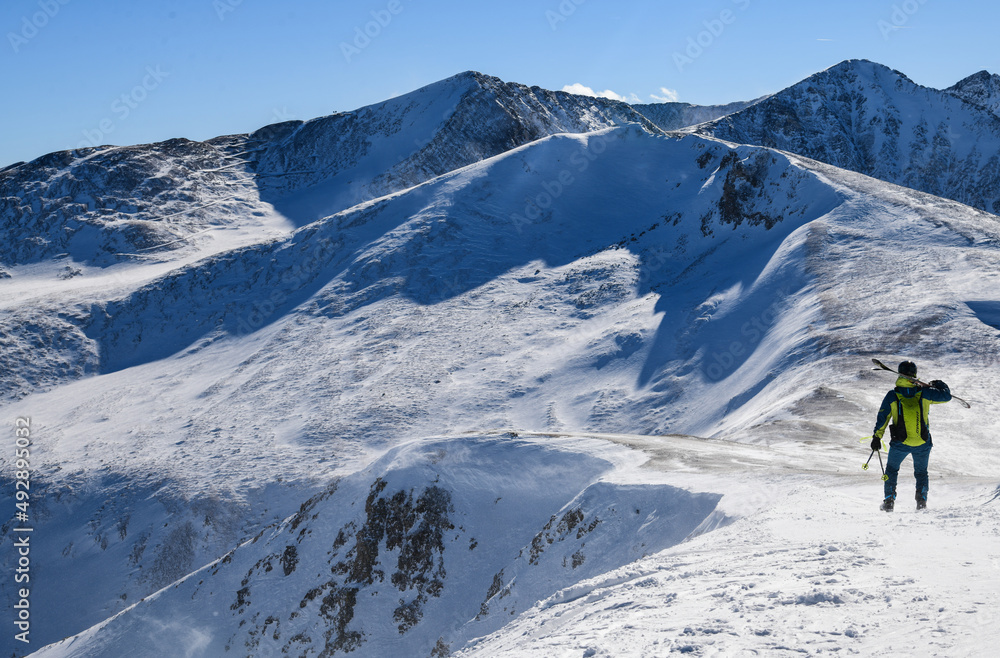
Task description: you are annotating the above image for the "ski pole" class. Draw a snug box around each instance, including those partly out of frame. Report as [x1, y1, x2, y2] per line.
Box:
[861, 440, 890, 481]
[863, 449, 876, 471]
[875, 448, 888, 481]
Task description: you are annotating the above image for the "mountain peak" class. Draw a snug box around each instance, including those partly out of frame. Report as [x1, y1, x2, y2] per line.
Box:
[946, 69, 1000, 116]
[0, 67, 659, 267]
[817, 59, 912, 84]
[826, 58, 878, 69]
[431, 69, 495, 87]
[950, 69, 998, 88]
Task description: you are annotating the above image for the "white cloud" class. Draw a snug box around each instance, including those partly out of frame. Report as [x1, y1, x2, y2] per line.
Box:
[561, 83, 640, 104]
[650, 87, 680, 103]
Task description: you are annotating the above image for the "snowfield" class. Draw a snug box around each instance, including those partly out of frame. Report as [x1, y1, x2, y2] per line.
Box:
[457, 456, 1000, 658]
[2, 62, 999, 657]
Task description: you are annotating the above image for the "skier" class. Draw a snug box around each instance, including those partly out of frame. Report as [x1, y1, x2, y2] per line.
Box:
[871, 361, 952, 511]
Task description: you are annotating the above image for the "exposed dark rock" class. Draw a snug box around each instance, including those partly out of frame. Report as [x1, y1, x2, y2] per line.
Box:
[281, 545, 298, 576]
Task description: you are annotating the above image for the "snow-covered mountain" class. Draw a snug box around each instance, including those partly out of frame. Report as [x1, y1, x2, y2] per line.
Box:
[249, 72, 660, 226]
[946, 69, 1000, 117]
[696, 59, 1000, 214]
[3, 64, 1000, 657]
[0, 71, 659, 402]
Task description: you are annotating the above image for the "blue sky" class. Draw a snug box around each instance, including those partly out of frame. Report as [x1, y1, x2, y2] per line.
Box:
[2, 0, 998, 167]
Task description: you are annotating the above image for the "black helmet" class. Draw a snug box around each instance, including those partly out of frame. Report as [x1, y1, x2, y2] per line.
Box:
[898, 361, 917, 377]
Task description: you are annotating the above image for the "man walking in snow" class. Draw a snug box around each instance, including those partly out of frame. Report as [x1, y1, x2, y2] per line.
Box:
[871, 361, 952, 511]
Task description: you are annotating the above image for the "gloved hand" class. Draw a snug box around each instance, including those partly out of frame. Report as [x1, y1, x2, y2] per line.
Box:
[930, 379, 949, 391]
[870, 436, 882, 451]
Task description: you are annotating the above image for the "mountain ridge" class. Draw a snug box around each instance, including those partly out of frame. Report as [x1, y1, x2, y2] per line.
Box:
[5, 59, 998, 271]
[0, 70, 659, 268]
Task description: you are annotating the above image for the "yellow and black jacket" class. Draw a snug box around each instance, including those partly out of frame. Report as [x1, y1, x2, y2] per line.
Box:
[873, 377, 952, 446]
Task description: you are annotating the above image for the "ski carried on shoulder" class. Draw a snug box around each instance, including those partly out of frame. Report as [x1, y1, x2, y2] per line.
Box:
[871, 358, 971, 408]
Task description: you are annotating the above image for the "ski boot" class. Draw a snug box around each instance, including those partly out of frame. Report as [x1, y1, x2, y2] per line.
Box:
[916, 492, 927, 511]
[880, 496, 895, 512]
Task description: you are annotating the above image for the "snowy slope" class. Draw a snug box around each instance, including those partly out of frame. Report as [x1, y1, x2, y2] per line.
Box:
[3, 64, 1000, 657]
[698, 59, 1000, 215]
[456, 465, 1000, 658]
[6, 126, 1000, 657]
[4, 126, 843, 438]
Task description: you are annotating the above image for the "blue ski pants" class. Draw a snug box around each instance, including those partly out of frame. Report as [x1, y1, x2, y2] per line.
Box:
[884, 442, 932, 500]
